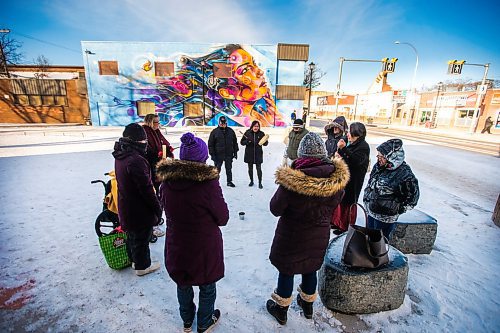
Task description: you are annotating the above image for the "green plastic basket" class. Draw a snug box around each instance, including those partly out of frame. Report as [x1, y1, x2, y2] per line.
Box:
[98, 232, 131, 270]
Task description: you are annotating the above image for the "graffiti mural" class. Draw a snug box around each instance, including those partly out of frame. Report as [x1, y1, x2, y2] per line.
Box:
[82, 42, 298, 127]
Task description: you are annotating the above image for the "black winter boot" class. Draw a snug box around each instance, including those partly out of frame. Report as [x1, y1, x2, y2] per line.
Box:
[297, 294, 313, 319]
[266, 300, 288, 325]
[297, 285, 317, 319]
[266, 292, 292, 325]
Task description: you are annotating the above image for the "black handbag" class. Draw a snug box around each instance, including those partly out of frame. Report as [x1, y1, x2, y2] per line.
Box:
[341, 203, 389, 269]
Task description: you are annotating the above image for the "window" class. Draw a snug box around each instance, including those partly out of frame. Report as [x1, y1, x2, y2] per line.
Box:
[213, 63, 232, 78]
[154, 62, 174, 77]
[183, 102, 203, 118]
[396, 109, 402, 118]
[98, 61, 119, 75]
[10, 79, 67, 106]
[137, 101, 156, 116]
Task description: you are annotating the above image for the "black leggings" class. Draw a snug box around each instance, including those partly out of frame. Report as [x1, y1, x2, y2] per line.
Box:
[247, 163, 262, 183]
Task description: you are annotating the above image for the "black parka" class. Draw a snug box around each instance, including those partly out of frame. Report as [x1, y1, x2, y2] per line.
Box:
[240, 129, 268, 164]
[208, 126, 239, 160]
[337, 138, 370, 205]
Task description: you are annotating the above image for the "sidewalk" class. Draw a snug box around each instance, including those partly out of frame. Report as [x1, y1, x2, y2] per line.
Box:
[378, 124, 500, 144]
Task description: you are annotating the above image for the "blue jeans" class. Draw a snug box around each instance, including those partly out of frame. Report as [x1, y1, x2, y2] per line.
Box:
[276, 272, 317, 298]
[367, 215, 397, 240]
[177, 283, 216, 330]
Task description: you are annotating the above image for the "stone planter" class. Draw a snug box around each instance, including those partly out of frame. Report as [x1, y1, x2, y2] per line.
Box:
[318, 234, 408, 314]
[391, 209, 437, 254]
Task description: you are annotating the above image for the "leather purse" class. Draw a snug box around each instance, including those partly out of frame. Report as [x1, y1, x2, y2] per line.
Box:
[341, 203, 389, 269]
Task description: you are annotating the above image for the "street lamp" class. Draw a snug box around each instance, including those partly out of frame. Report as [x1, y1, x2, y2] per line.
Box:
[306, 61, 315, 127]
[395, 41, 419, 125]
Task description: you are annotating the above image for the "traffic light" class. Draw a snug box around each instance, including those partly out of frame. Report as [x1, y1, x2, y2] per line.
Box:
[447, 60, 465, 75]
[381, 57, 398, 73]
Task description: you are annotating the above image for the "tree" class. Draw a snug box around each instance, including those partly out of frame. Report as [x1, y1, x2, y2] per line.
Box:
[303, 63, 326, 89]
[33, 55, 50, 79]
[0, 33, 23, 65]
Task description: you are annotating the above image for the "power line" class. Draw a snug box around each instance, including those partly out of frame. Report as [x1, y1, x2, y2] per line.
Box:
[11, 30, 81, 54]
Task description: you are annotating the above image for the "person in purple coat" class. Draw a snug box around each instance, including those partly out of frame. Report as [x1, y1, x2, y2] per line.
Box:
[266, 132, 349, 325]
[112, 123, 162, 276]
[157, 132, 229, 333]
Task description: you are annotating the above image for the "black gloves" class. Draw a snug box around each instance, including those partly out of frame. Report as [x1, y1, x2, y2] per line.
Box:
[233, 152, 238, 160]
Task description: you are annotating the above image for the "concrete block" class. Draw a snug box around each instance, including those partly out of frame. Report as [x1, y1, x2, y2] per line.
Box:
[319, 234, 408, 314]
[391, 209, 437, 254]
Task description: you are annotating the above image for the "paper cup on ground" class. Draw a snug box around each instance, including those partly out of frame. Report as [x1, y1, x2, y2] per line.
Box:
[239, 212, 245, 220]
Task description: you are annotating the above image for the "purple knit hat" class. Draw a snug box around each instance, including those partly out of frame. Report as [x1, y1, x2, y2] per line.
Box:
[179, 132, 208, 163]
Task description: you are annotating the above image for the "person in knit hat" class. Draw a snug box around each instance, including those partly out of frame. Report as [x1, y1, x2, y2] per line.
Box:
[324, 116, 348, 158]
[266, 131, 349, 325]
[112, 123, 162, 276]
[156, 132, 229, 333]
[285, 119, 309, 164]
[363, 138, 420, 240]
[179, 132, 209, 163]
[332, 122, 370, 233]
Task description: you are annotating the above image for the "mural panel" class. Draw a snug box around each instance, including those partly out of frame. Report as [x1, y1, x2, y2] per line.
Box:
[82, 42, 290, 127]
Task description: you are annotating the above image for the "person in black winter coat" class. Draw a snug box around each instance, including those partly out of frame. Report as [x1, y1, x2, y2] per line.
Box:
[266, 132, 349, 325]
[112, 123, 162, 276]
[324, 116, 348, 158]
[208, 116, 239, 187]
[240, 120, 269, 189]
[332, 122, 370, 232]
[363, 138, 419, 240]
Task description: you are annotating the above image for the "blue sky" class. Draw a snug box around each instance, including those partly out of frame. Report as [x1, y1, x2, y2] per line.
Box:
[2, 0, 499, 93]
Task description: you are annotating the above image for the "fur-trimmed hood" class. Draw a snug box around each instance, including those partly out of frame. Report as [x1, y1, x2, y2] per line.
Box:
[274, 158, 350, 197]
[156, 159, 219, 182]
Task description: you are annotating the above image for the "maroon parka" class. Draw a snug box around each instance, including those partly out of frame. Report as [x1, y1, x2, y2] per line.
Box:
[112, 139, 162, 232]
[157, 159, 229, 286]
[269, 158, 349, 275]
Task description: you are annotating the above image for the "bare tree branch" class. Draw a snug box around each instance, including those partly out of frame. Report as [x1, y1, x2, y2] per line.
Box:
[0, 34, 24, 64]
[303, 63, 326, 89]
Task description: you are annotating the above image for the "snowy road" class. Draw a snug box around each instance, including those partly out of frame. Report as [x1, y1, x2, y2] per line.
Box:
[0, 127, 499, 332]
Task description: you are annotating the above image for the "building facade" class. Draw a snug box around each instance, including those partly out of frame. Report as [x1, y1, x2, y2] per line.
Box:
[0, 65, 90, 124]
[82, 42, 308, 127]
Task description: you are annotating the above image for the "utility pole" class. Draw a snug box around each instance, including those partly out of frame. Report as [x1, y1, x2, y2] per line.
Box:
[0, 29, 11, 78]
[468, 63, 490, 133]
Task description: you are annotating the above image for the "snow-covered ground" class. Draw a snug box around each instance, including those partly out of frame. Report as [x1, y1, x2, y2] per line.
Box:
[0, 126, 499, 332]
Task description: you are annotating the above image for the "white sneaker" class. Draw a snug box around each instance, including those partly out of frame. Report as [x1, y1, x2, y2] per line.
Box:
[153, 226, 165, 237]
[135, 261, 161, 276]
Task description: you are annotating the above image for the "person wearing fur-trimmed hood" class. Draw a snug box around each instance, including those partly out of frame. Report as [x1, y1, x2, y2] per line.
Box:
[363, 138, 419, 240]
[266, 132, 349, 325]
[157, 132, 228, 333]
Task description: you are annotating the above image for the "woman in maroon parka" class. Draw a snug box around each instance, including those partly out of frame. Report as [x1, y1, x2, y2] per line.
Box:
[157, 132, 229, 333]
[266, 132, 349, 325]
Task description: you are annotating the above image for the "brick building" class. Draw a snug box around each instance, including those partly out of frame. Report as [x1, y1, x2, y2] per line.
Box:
[0, 65, 90, 124]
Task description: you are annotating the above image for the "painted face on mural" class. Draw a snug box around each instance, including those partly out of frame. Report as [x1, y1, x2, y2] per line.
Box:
[221, 48, 267, 102]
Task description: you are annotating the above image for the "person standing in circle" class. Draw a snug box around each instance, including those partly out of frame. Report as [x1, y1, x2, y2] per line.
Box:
[208, 116, 239, 187]
[240, 120, 269, 189]
[266, 132, 349, 325]
[157, 132, 229, 333]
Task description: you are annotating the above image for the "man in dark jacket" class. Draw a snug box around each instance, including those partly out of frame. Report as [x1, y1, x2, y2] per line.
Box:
[208, 116, 239, 187]
[112, 123, 162, 276]
[266, 132, 349, 325]
[157, 132, 229, 333]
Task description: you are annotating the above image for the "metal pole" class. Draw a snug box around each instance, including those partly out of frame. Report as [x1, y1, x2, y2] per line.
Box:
[395, 41, 419, 126]
[353, 94, 358, 121]
[334, 57, 344, 116]
[201, 63, 206, 126]
[469, 63, 490, 133]
[306, 65, 313, 127]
